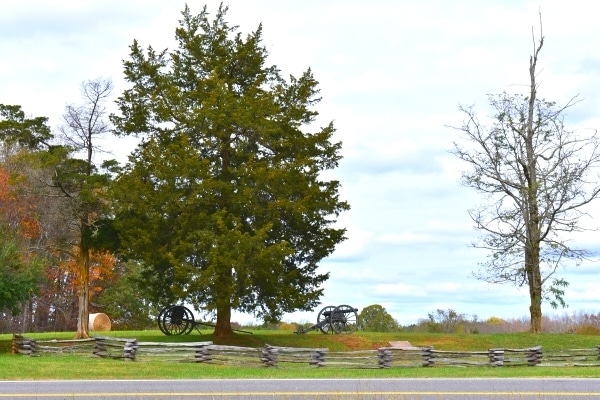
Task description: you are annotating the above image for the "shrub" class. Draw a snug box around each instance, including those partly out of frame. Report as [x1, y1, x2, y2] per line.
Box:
[575, 325, 600, 335]
[278, 322, 297, 332]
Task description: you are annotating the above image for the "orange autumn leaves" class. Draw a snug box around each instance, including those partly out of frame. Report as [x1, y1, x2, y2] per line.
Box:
[0, 167, 41, 241]
[58, 248, 116, 296]
[0, 165, 116, 301]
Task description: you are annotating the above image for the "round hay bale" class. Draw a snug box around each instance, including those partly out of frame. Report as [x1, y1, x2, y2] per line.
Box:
[88, 313, 111, 332]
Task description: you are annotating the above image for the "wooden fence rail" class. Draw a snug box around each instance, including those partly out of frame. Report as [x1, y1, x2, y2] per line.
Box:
[11, 335, 96, 356]
[94, 336, 139, 361]
[261, 345, 328, 367]
[322, 350, 379, 368]
[10, 334, 600, 368]
[541, 346, 600, 367]
[206, 344, 264, 367]
[133, 340, 213, 363]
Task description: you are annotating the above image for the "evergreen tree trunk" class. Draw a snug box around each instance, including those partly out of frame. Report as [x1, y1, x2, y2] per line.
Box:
[215, 305, 233, 339]
[214, 264, 234, 338]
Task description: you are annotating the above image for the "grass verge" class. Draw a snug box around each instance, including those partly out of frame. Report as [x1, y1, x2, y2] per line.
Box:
[2, 330, 600, 380]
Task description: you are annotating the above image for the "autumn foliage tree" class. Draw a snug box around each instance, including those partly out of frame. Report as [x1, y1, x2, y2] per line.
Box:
[0, 98, 117, 335]
[58, 247, 115, 303]
[0, 105, 49, 323]
[0, 169, 43, 315]
[54, 78, 117, 338]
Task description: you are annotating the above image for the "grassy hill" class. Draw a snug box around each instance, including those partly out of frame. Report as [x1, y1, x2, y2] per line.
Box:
[3, 329, 599, 352]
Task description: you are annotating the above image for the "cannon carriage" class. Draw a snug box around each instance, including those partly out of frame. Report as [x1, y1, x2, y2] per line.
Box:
[157, 305, 251, 335]
[294, 304, 359, 334]
[157, 305, 197, 336]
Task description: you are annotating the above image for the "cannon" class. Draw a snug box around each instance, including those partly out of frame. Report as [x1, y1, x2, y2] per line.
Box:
[157, 305, 196, 336]
[294, 304, 359, 334]
[157, 305, 251, 335]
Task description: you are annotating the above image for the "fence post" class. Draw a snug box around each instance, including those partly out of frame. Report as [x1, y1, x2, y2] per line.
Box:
[422, 346, 434, 367]
[195, 343, 212, 363]
[489, 348, 504, 366]
[18, 338, 36, 356]
[260, 347, 268, 366]
[94, 337, 106, 357]
[310, 349, 327, 367]
[11, 334, 20, 355]
[123, 339, 138, 361]
[527, 346, 542, 366]
[378, 348, 392, 368]
[596, 345, 600, 360]
[261, 345, 278, 367]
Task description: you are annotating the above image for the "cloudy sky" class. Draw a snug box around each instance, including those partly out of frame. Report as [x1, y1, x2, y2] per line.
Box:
[2, 0, 600, 326]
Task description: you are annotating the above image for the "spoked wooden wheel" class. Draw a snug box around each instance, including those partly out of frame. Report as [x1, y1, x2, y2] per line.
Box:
[330, 304, 358, 334]
[317, 305, 336, 334]
[158, 305, 194, 336]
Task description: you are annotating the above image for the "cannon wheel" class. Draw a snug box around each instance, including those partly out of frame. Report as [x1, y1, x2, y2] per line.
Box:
[316, 305, 336, 334]
[158, 305, 195, 336]
[330, 304, 358, 334]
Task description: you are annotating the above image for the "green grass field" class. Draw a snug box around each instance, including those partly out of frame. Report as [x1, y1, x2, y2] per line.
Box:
[2, 330, 600, 380]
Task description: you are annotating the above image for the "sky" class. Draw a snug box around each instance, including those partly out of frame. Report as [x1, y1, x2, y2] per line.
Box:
[2, 0, 600, 326]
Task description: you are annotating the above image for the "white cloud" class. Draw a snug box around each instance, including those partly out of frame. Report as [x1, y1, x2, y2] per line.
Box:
[2, 0, 600, 327]
[327, 223, 375, 263]
[373, 282, 428, 297]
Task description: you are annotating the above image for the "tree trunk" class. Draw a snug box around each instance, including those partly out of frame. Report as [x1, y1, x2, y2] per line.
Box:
[525, 31, 544, 334]
[33, 301, 50, 332]
[526, 243, 543, 333]
[20, 301, 30, 334]
[525, 186, 542, 333]
[214, 304, 233, 338]
[529, 297, 542, 333]
[212, 139, 235, 340]
[75, 244, 90, 339]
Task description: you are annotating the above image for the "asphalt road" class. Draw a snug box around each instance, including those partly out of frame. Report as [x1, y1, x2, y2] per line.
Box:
[2, 378, 600, 399]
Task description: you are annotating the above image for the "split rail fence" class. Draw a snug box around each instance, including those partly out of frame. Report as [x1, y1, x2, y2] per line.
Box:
[11, 335, 600, 368]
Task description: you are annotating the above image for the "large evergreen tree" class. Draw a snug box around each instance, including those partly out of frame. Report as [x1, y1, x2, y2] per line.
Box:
[111, 5, 349, 337]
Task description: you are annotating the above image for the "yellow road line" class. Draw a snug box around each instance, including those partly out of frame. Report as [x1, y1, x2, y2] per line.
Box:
[2, 392, 600, 397]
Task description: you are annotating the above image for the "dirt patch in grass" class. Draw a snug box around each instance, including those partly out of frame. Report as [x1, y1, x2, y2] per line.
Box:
[407, 336, 478, 351]
[325, 334, 372, 351]
[370, 342, 392, 349]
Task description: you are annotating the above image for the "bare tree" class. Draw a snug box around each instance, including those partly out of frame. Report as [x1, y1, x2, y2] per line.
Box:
[450, 21, 600, 333]
[57, 78, 114, 338]
[60, 78, 113, 165]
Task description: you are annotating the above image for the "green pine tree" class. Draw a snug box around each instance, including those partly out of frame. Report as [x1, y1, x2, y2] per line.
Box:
[111, 4, 349, 337]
